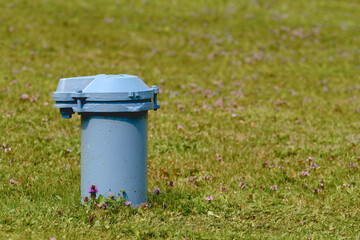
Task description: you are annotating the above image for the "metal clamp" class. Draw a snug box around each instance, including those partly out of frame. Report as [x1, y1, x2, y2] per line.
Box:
[72, 90, 87, 111]
[152, 86, 160, 110]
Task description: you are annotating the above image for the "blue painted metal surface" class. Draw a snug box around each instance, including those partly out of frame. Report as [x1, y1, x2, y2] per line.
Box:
[53, 74, 159, 206]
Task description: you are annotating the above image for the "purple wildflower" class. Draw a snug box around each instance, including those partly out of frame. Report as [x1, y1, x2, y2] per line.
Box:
[312, 189, 320, 194]
[140, 202, 148, 208]
[168, 181, 175, 186]
[350, 163, 355, 167]
[2, 143, 7, 148]
[206, 196, 213, 202]
[203, 175, 211, 180]
[187, 176, 194, 182]
[302, 170, 309, 176]
[270, 185, 277, 190]
[264, 161, 269, 167]
[88, 215, 96, 223]
[216, 157, 223, 161]
[221, 186, 226, 192]
[22, 94, 29, 100]
[9, 159, 15, 163]
[215, 98, 223, 107]
[310, 162, 317, 168]
[88, 185, 98, 198]
[343, 184, 350, 188]
[55, 210, 63, 215]
[125, 201, 131, 206]
[153, 187, 161, 195]
[66, 149, 72, 153]
[10, 179, 17, 184]
[239, 182, 247, 189]
[308, 156, 313, 161]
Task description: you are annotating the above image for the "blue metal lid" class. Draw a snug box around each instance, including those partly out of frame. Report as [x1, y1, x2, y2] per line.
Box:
[53, 74, 159, 118]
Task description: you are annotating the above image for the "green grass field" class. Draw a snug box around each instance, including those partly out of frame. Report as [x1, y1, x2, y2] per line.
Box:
[0, 0, 359, 239]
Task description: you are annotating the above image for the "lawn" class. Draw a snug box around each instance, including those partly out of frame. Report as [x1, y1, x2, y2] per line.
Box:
[0, 0, 359, 239]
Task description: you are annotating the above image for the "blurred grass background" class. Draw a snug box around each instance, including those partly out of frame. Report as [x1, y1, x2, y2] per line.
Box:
[0, 0, 359, 239]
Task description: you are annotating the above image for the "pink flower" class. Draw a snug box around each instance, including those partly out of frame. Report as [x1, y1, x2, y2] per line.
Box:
[88, 185, 98, 198]
[66, 149, 72, 153]
[177, 125, 184, 130]
[302, 170, 309, 176]
[187, 177, 194, 182]
[237, 89, 243, 98]
[177, 104, 184, 111]
[9, 80, 17, 85]
[215, 98, 223, 107]
[221, 186, 226, 192]
[55, 210, 63, 215]
[310, 162, 317, 168]
[153, 188, 161, 194]
[203, 175, 211, 180]
[206, 196, 213, 202]
[239, 182, 247, 189]
[312, 189, 320, 194]
[21, 94, 29, 100]
[270, 185, 277, 190]
[10, 179, 17, 184]
[125, 201, 131, 206]
[208, 53, 214, 60]
[350, 163, 355, 167]
[30, 96, 37, 102]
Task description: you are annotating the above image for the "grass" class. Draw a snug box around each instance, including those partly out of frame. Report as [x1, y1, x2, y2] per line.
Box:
[0, 0, 359, 239]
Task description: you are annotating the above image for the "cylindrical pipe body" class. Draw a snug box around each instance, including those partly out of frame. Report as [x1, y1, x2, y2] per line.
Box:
[80, 112, 148, 206]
